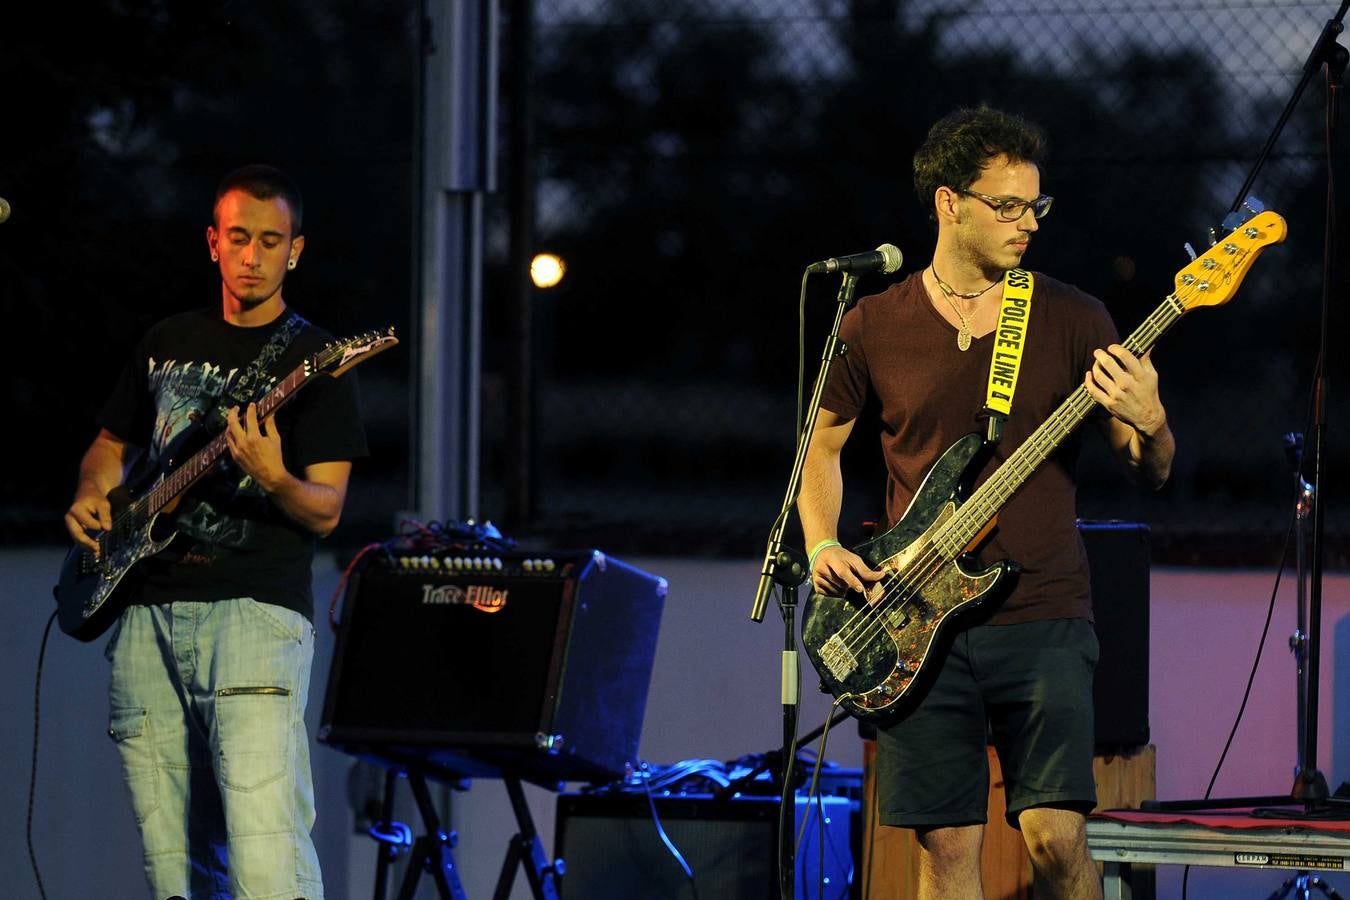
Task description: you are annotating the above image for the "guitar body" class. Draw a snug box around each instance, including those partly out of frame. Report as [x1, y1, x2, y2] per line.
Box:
[55, 477, 178, 642]
[801, 432, 1018, 722]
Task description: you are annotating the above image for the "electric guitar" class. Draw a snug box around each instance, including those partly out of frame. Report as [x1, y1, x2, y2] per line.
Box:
[801, 211, 1287, 721]
[54, 327, 399, 642]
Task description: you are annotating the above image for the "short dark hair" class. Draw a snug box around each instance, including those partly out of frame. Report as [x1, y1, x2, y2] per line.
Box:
[913, 107, 1047, 223]
[214, 164, 304, 235]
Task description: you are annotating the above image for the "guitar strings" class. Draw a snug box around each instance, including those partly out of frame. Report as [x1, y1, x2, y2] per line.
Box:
[830, 292, 1184, 663]
[82, 337, 384, 581]
[834, 298, 1176, 650]
[824, 292, 1187, 704]
[820, 223, 1274, 696]
[91, 362, 314, 567]
[828, 315, 1169, 688]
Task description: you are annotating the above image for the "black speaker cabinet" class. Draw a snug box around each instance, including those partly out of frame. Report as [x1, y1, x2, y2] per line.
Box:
[1080, 520, 1150, 749]
[318, 550, 667, 785]
[555, 792, 856, 899]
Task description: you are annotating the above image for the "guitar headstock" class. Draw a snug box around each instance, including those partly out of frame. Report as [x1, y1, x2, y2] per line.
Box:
[315, 327, 399, 377]
[1174, 210, 1286, 311]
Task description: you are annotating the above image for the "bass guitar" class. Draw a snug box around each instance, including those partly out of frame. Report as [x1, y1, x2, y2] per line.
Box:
[54, 327, 398, 642]
[801, 211, 1286, 721]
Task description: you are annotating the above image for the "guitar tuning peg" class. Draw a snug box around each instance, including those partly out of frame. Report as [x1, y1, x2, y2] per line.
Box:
[1184, 242, 1198, 261]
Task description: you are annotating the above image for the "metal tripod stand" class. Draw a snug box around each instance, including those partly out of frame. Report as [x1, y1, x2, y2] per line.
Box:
[1265, 433, 1342, 900]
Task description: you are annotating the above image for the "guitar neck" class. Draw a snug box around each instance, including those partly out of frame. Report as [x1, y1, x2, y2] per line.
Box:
[935, 293, 1186, 556]
[134, 362, 313, 518]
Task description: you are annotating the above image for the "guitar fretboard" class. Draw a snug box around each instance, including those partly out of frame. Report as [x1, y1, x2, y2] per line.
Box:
[133, 359, 315, 520]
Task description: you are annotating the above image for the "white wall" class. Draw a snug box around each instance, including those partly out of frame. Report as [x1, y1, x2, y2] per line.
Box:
[5, 548, 1350, 899]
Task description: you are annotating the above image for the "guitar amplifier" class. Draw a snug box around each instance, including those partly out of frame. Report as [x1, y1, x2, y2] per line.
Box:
[318, 549, 667, 785]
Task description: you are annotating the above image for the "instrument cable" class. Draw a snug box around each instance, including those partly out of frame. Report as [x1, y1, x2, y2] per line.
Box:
[27, 609, 57, 900]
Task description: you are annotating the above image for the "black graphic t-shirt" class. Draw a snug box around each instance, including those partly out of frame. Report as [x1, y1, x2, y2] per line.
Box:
[99, 307, 369, 620]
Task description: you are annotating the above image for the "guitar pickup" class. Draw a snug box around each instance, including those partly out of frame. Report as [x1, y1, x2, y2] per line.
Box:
[820, 633, 857, 681]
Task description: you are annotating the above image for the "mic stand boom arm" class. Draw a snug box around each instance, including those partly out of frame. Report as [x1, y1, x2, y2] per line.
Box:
[1228, 1, 1350, 219]
[750, 271, 858, 623]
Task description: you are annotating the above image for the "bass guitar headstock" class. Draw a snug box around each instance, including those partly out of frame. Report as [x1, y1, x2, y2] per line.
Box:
[1174, 210, 1286, 312]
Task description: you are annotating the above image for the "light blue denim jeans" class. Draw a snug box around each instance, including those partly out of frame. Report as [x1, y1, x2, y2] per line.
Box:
[106, 599, 324, 900]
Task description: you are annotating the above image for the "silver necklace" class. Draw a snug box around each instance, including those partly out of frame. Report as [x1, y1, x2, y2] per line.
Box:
[931, 265, 1000, 351]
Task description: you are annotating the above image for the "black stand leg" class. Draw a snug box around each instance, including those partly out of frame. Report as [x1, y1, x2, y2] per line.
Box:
[1268, 872, 1345, 899]
[376, 770, 466, 900]
[778, 584, 799, 900]
[367, 768, 563, 900]
[373, 769, 401, 900]
[491, 776, 560, 900]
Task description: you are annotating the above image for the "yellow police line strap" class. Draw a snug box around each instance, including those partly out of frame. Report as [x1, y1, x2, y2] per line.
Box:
[984, 268, 1034, 418]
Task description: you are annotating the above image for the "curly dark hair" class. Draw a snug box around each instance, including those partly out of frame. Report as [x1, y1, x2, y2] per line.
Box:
[213, 164, 304, 236]
[913, 107, 1047, 224]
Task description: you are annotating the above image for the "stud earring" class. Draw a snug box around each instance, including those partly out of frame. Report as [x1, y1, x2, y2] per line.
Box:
[287, 259, 296, 270]
[211, 252, 219, 261]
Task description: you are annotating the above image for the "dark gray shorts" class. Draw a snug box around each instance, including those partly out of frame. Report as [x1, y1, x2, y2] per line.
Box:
[875, 617, 1099, 830]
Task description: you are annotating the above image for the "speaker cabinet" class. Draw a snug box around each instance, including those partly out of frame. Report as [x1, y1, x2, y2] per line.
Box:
[555, 792, 856, 899]
[1081, 520, 1150, 749]
[318, 550, 667, 785]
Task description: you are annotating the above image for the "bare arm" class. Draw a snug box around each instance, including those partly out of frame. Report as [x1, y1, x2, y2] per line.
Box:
[225, 403, 351, 537]
[798, 409, 884, 594]
[1087, 344, 1175, 489]
[64, 429, 141, 553]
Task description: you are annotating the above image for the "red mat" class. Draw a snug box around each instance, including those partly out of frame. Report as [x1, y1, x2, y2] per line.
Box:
[1094, 808, 1350, 833]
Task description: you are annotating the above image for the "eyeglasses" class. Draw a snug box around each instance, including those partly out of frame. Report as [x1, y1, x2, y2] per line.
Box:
[957, 188, 1054, 222]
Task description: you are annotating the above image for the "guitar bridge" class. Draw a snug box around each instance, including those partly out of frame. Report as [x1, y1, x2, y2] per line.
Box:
[820, 633, 857, 681]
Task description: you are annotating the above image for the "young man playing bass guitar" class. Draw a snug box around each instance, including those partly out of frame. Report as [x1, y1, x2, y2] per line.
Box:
[799, 107, 1174, 900]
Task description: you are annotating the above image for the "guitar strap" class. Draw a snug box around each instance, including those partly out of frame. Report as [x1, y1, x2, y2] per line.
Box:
[206, 311, 310, 431]
[982, 268, 1034, 444]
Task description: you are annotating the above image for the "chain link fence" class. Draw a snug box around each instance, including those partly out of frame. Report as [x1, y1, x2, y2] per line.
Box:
[497, 0, 1349, 563]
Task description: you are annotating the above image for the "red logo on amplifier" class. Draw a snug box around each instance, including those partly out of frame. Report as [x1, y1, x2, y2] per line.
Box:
[466, 584, 508, 613]
[420, 583, 508, 613]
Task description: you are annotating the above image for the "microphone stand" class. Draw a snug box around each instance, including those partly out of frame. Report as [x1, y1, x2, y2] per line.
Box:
[1145, 3, 1350, 818]
[751, 271, 859, 900]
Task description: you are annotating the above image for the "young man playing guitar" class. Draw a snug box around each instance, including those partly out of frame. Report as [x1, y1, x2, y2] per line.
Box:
[799, 107, 1175, 899]
[63, 165, 366, 899]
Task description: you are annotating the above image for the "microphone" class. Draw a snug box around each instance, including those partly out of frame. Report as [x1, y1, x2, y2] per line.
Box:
[0, 197, 9, 224]
[806, 243, 902, 275]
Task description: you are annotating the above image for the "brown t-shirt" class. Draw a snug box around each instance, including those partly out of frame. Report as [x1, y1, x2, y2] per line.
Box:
[822, 270, 1119, 624]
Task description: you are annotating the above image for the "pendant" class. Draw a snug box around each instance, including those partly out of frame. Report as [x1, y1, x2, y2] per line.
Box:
[957, 324, 971, 352]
